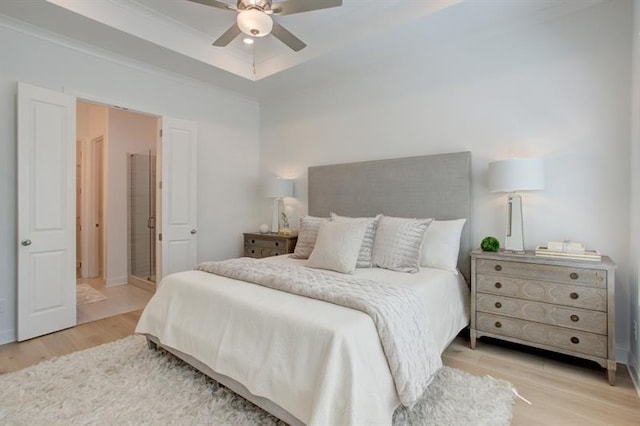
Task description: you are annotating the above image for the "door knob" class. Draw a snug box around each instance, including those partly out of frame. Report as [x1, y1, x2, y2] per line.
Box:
[190, 229, 197, 235]
[21, 239, 32, 246]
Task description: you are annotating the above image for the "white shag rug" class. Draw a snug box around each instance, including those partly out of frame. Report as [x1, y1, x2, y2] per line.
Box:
[76, 283, 108, 305]
[0, 335, 516, 425]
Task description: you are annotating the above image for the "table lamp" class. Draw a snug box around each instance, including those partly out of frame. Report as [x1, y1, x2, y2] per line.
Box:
[264, 178, 293, 233]
[488, 158, 544, 253]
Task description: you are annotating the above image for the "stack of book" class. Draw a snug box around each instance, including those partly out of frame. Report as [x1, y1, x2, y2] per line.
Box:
[535, 241, 601, 261]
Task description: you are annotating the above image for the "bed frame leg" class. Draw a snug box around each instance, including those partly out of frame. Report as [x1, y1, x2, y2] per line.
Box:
[146, 338, 158, 350]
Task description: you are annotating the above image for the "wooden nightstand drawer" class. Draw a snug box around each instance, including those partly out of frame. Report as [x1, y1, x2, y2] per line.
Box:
[245, 247, 285, 258]
[476, 312, 607, 358]
[477, 274, 607, 311]
[244, 236, 288, 250]
[476, 293, 607, 334]
[476, 258, 606, 288]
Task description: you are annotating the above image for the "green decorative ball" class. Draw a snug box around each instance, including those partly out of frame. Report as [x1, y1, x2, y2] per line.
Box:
[481, 236, 500, 252]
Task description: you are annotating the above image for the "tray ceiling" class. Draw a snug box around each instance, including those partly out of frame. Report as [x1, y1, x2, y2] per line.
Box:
[0, 0, 604, 99]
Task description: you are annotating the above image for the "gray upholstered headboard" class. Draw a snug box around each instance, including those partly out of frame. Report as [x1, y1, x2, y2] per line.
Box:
[308, 151, 472, 281]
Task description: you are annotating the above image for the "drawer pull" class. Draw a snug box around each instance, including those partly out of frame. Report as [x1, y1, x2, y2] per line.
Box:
[570, 292, 579, 300]
[494, 264, 502, 271]
[570, 272, 579, 280]
[251, 249, 255, 254]
[251, 239, 255, 244]
[494, 282, 502, 289]
[571, 336, 580, 344]
[274, 253, 279, 256]
[495, 302, 502, 309]
[275, 242, 279, 247]
[495, 321, 502, 328]
[570, 314, 580, 322]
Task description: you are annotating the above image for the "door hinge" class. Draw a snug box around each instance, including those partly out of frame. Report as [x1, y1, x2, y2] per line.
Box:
[159, 129, 163, 137]
[159, 233, 162, 241]
[159, 181, 162, 190]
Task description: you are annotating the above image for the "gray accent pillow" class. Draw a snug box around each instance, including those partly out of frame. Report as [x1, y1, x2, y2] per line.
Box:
[330, 212, 381, 268]
[372, 216, 433, 273]
[290, 216, 326, 259]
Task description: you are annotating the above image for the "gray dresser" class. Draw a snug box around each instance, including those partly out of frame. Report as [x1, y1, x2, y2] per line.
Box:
[470, 249, 616, 384]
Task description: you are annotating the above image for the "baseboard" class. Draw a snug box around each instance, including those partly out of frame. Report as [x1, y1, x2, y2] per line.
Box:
[127, 275, 156, 293]
[629, 350, 640, 397]
[105, 276, 127, 287]
[0, 328, 16, 345]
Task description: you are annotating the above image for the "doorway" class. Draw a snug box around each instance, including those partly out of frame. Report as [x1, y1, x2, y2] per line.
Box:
[17, 82, 199, 341]
[75, 101, 157, 324]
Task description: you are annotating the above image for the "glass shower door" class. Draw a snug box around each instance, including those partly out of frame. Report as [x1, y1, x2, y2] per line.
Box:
[129, 151, 156, 282]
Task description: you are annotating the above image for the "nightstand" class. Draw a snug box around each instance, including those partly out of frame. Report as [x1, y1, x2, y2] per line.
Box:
[243, 232, 297, 259]
[470, 249, 616, 385]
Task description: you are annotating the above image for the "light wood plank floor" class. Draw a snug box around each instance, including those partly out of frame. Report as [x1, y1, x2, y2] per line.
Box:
[76, 278, 153, 325]
[1, 318, 638, 424]
[445, 336, 640, 425]
[0, 310, 141, 374]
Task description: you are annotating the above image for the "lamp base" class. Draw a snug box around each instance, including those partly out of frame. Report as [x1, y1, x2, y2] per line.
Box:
[504, 193, 525, 253]
[271, 198, 282, 233]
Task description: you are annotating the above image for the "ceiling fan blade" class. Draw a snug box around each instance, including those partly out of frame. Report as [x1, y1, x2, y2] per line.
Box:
[271, 21, 306, 52]
[212, 23, 242, 46]
[272, 0, 342, 16]
[186, 0, 236, 11]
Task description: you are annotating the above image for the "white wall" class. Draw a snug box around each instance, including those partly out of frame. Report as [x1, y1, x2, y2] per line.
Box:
[260, 1, 633, 360]
[76, 101, 108, 280]
[0, 22, 260, 343]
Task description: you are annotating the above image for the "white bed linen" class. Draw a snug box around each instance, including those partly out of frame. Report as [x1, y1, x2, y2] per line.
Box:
[135, 256, 469, 425]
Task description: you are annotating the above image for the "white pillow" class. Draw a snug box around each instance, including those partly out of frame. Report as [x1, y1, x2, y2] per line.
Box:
[307, 220, 369, 274]
[420, 219, 466, 273]
[290, 216, 326, 259]
[372, 216, 432, 273]
[330, 212, 381, 268]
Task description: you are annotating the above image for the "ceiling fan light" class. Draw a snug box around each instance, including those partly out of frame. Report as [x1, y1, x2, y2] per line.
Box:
[237, 9, 273, 37]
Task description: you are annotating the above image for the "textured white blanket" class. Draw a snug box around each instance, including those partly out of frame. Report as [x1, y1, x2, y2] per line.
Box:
[196, 257, 442, 407]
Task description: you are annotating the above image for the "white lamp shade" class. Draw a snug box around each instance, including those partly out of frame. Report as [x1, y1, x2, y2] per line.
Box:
[264, 178, 293, 198]
[489, 158, 545, 193]
[237, 9, 273, 37]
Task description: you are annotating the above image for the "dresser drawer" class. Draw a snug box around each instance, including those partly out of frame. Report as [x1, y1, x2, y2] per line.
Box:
[477, 274, 607, 311]
[244, 246, 286, 258]
[244, 236, 288, 250]
[476, 313, 607, 358]
[476, 293, 607, 334]
[476, 259, 606, 288]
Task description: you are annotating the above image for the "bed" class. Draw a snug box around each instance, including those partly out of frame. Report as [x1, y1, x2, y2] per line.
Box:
[136, 151, 472, 425]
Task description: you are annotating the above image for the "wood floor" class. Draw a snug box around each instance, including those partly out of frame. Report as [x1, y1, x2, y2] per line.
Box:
[76, 278, 153, 325]
[1, 316, 638, 424]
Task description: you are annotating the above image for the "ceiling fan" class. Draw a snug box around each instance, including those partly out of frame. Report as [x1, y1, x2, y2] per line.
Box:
[187, 0, 343, 52]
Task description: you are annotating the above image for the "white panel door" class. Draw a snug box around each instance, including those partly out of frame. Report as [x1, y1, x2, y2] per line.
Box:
[160, 117, 197, 279]
[17, 82, 76, 341]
